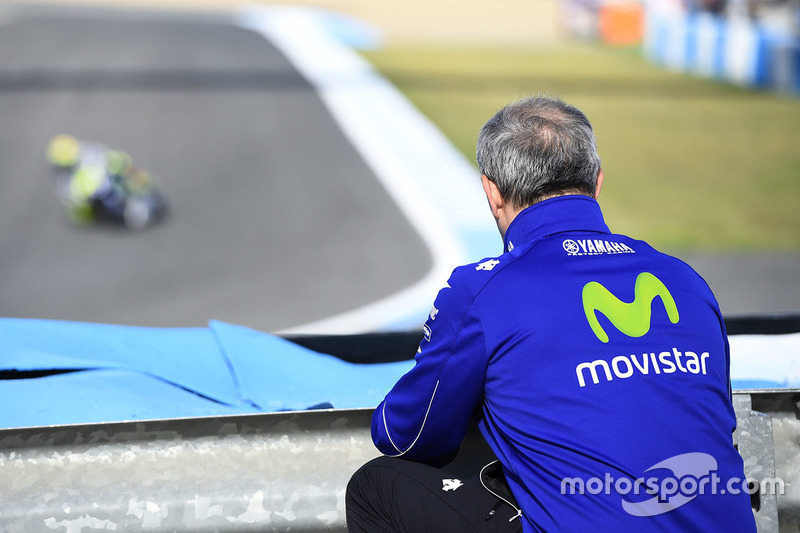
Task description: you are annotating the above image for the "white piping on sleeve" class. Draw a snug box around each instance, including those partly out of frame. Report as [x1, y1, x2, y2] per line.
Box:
[381, 402, 402, 453]
[384, 380, 440, 457]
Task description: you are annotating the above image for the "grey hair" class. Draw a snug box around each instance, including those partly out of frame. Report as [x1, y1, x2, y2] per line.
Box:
[476, 96, 602, 208]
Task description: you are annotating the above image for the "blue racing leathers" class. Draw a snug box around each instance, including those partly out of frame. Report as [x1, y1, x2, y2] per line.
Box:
[372, 195, 756, 532]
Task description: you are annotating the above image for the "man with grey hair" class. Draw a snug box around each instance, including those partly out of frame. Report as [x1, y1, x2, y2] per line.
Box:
[346, 96, 754, 532]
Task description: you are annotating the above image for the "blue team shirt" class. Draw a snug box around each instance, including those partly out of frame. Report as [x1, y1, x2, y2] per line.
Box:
[372, 195, 756, 532]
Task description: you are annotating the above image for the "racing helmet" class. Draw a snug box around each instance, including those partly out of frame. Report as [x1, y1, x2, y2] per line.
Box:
[46, 134, 81, 168]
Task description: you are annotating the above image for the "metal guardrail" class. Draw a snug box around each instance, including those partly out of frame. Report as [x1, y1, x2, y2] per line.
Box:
[0, 389, 797, 531]
[737, 389, 800, 532]
[0, 409, 379, 532]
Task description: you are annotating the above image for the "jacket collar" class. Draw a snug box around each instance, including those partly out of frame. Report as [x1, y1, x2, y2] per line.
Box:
[503, 195, 610, 253]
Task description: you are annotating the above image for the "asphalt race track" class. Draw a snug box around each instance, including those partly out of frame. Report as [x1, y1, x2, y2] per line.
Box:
[0, 5, 431, 332]
[0, 4, 797, 338]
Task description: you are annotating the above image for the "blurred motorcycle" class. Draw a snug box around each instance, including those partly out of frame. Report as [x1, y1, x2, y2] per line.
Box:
[46, 135, 167, 230]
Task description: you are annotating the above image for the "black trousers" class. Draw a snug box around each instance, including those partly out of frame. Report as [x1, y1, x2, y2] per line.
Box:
[346, 456, 524, 533]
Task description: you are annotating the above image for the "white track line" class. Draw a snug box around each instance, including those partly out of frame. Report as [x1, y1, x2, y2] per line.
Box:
[237, 5, 496, 334]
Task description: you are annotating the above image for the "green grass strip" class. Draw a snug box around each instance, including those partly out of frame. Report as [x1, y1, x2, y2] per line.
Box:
[363, 44, 800, 251]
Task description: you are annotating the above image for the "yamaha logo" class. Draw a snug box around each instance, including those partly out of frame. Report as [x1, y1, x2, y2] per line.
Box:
[563, 238, 635, 256]
[563, 240, 580, 255]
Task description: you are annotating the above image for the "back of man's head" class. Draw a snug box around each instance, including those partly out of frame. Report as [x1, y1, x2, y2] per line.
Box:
[476, 96, 602, 209]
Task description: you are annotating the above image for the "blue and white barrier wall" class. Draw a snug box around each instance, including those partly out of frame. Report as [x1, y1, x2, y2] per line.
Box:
[645, 10, 800, 93]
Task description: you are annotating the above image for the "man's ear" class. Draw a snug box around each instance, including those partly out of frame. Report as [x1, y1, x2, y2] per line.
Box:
[594, 169, 604, 199]
[481, 174, 504, 219]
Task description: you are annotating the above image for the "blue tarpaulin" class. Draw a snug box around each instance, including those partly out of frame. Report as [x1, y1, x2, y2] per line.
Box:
[0, 318, 413, 428]
[2, 317, 797, 428]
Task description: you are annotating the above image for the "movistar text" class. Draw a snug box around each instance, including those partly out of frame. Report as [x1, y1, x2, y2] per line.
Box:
[576, 348, 710, 387]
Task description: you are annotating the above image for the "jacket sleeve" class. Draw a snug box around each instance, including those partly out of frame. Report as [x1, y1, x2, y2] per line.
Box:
[371, 267, 489, 466]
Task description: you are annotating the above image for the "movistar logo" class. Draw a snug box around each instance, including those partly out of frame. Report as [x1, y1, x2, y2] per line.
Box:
[582, 272, 679, 343]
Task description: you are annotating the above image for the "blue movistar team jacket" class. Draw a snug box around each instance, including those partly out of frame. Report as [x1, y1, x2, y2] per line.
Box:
[373, 195, 756, 532]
